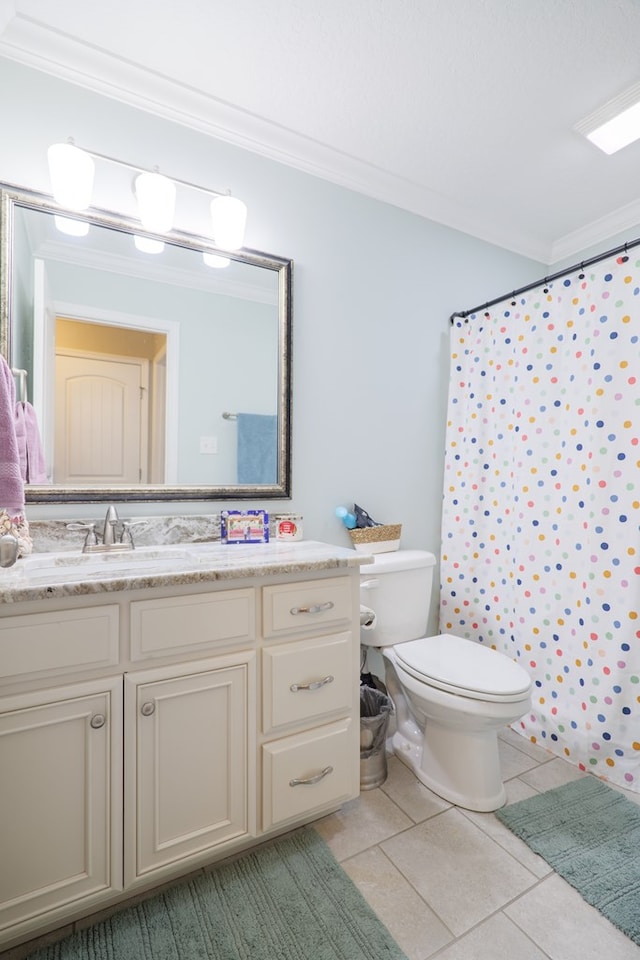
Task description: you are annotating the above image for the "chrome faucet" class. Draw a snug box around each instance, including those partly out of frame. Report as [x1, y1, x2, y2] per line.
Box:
[67, 504, 139, 553]
[102, 504, 120, 546]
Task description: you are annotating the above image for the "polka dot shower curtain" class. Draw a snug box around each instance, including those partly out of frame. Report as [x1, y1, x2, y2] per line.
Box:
[440, 252, 640, 792]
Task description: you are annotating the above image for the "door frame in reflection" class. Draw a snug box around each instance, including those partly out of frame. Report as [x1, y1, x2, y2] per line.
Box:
[33, 278, 180, 484]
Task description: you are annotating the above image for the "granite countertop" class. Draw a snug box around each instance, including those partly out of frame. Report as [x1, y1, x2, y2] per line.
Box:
[0, 540, 371, 605]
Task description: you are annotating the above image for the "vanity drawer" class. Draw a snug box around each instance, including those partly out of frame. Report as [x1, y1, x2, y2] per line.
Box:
[262, 631, 354, 733]
[262, 718, 355, 830]
[0, 605, 119, 681]
[262, 577, 352, 638]
[130, 588, 255, 660]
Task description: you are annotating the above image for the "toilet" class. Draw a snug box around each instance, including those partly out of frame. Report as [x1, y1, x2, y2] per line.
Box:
[360, 550, 532, 812]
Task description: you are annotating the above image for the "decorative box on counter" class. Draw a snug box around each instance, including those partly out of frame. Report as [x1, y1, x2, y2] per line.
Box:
[221, 510, 269, 544]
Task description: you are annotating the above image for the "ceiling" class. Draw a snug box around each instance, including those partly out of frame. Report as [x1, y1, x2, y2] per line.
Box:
[2, 0, 640, 264]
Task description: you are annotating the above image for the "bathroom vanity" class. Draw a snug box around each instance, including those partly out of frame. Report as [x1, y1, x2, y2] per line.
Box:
[0, 540, 365, 950]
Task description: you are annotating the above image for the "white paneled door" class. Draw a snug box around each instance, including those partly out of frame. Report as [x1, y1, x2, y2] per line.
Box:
[54, 352, 149, 483]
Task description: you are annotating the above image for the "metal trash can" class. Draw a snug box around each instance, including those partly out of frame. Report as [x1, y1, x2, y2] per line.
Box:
[360, 686, 393, 790]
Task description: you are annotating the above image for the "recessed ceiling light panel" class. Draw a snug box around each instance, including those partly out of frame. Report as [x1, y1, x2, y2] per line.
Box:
[575, 80, 640, 155]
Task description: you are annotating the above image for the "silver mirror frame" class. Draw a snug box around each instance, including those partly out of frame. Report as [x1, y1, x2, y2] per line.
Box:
[0, 183, 292, 503]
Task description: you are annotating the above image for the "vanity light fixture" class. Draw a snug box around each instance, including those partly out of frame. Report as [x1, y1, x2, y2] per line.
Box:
[203, 252, 231, 268]
[209, 195, 248, 251]
[53, 215, 90, 238]
[46, 140, 248, 256]
[47, 142, 95, 209]
[134, 171, 176, 233]
[134, 235, 165, 255]
[575, 81, 640, 154]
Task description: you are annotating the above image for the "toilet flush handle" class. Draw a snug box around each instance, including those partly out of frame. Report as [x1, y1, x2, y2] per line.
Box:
[361, 579, 380, 591]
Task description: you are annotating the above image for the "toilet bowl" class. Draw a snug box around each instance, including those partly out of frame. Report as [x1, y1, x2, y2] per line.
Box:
[360, 551, 532, 812]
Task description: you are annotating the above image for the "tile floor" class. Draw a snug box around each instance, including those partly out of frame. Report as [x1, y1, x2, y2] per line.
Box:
[313, 726, 640, 960]
[3, 726, 639, 960]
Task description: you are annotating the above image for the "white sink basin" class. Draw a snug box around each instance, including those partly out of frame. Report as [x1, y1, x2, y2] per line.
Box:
[19, 546, 198, 583]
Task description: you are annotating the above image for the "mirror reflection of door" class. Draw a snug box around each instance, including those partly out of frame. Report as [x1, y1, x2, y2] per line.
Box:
[54, 319, 167, 484]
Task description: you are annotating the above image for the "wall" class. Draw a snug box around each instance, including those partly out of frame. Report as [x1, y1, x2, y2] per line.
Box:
[45, 260, 277, 483]
[0, 57, 545, 611]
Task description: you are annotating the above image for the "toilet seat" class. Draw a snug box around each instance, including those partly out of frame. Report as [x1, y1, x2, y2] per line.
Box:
[393, 633, 531, 703]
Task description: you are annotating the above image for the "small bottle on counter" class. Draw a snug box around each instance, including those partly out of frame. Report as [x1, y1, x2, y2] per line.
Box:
[274, 514, 303, 541]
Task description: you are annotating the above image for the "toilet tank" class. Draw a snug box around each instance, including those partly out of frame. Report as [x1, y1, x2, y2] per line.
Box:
[360, 549, 436, 647]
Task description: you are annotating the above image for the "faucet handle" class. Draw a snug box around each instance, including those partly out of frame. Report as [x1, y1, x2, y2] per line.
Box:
[67, 522, 99, 551]
[120, 519, 146, 548]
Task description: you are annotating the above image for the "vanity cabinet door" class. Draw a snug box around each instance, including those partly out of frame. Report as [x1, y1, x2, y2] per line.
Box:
[0, 678, 123, 944]
[125, 652, 256, 885]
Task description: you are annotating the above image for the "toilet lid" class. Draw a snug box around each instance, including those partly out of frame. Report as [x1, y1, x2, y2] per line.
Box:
[394, 634, 531, 702]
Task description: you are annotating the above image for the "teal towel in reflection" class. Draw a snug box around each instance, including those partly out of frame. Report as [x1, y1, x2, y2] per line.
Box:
[237, 413, 277, 484]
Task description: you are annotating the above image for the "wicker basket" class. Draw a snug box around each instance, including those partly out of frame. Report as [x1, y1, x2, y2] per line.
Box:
[349, 523, 402, 554]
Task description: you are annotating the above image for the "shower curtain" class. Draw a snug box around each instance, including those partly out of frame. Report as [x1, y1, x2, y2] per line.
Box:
[440, 252, 640, 792]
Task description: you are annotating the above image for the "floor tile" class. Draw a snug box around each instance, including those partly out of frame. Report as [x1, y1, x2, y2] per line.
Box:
[341, 845, 452, 960]
[498, 738, 544, 780]
[505, 873, 640, 959]
[380, 809, 538, 937]
[499, 725, 553, 763]
[519, 756, 585, 793]
[313, 786, 412, 861]
[459, 799, 551, 880]
[435, 911, 549, 960]
[380, 756, 451, 823]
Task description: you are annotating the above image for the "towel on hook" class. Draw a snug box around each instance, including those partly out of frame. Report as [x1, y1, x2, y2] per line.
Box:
[0, 356, 25, 513]
[15, 401, 47, 483]
[236, 413, 277, 484]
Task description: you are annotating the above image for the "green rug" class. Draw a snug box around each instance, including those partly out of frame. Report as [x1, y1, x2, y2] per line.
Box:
[495, 777, 640, 945]
[25, 827, 407, 960]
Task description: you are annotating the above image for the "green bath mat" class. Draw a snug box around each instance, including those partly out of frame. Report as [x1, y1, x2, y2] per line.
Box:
[496, 776, 640, 945]
[23, 827, 408, 960]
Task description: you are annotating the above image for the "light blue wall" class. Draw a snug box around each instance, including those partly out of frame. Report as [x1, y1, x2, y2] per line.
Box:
[44, 260, 277, 483]
[0, 56, 545, 571]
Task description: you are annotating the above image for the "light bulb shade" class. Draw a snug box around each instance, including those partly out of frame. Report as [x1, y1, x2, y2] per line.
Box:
[134, 235, 165, 254]
[135, 172, 176, 232]
[54, 215, 90, 237]
[47, 143, 95, 210]
[203, 252, 231, 268]
[210, 195, 247, 251]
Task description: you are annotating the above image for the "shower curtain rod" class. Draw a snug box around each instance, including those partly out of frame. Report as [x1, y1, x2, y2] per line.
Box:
[449, 233, 640, 323]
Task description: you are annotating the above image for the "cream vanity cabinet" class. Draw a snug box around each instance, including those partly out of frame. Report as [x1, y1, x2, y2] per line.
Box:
[124, 587, 258, 887]
[0, 555, 361, 950]
[0, 604, 123, 941]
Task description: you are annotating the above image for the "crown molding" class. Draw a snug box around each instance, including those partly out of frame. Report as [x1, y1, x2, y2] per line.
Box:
[550, 197, 640, 265]
[0, 14, 558, 262]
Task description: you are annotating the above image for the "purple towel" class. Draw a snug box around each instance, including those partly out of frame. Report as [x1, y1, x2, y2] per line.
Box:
[0, 357, 24, 513]
[15, 401, 47, 483]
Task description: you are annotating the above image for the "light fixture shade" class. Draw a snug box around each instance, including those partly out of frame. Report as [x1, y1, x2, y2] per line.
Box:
[47, 143, 95, 210]
[54, 215, 90, 237]
[135, 172, 176, 232]
[134, 235, 165, 254]
[210, 195, 247, 251]
[203, 252, 231, 268]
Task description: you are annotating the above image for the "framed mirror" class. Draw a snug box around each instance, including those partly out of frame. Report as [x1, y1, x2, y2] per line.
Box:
[0, 184, 292, 503]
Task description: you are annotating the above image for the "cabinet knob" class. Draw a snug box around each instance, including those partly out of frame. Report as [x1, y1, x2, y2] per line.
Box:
[289, 765, 333, 787]
[289, 601, 334, 616]
[90, 714, 106, 729]
[290, 675, 334, 693]
[140, 701, 156, 717]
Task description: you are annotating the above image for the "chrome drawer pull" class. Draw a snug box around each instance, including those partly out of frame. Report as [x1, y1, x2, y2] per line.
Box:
[290, 675, 334, 693]
[289, 765, 333, 787]
[290, 601, 335, 616]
